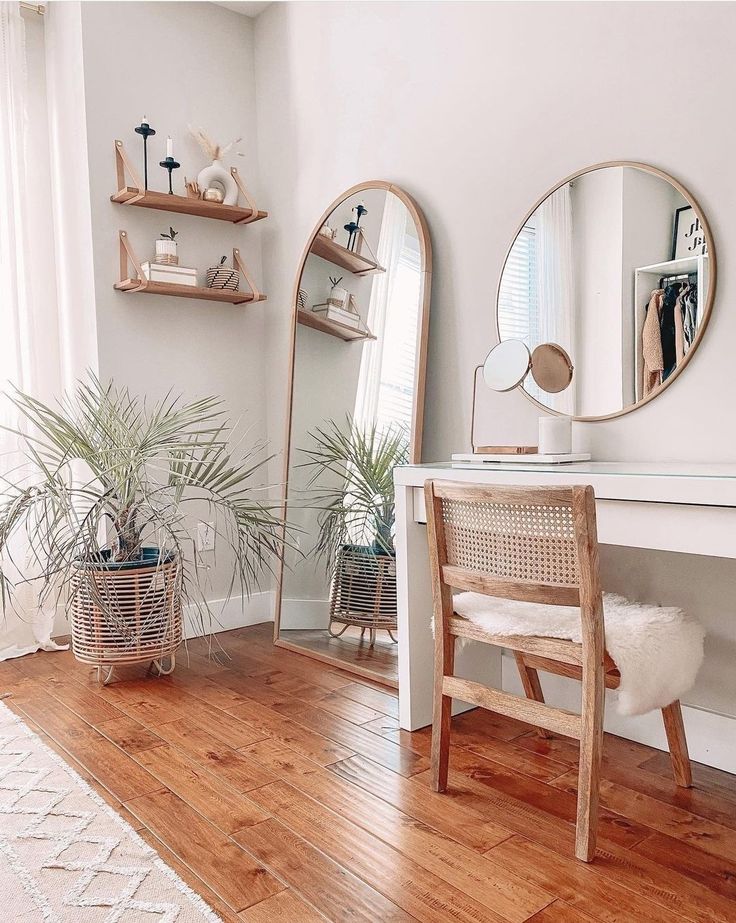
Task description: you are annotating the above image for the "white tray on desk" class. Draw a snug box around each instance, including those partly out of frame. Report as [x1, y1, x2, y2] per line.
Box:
[451, 452, 592, 464]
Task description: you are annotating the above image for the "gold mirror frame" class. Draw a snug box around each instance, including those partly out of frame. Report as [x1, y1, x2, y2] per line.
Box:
[494, 161, 717, 422]
[273, 181, 433, 665]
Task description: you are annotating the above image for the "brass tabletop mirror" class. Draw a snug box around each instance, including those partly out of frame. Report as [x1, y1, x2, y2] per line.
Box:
[274, 182, 432, 686]
[476, 161, 716, 435]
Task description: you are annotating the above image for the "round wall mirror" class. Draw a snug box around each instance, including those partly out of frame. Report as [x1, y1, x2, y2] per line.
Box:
[495, 162, 716, 420]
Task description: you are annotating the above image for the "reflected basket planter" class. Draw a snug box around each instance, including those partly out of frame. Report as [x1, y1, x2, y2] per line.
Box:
[328, 544, 397, 646]
[69, 547, 182, 684]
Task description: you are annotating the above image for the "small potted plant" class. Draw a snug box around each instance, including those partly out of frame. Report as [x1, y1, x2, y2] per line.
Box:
[0, 376, 289, 683]
[327, 275, 347, 307]
[155, 226, 179, 265]
[298, 417, 408, 645]
[206, 255, 240, 291]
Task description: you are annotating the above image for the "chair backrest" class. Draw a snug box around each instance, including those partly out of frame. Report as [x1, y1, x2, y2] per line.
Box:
[424, 481, 602, 614]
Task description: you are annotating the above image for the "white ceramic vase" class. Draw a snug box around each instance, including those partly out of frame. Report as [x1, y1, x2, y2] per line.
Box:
[196, 159, 238, 206]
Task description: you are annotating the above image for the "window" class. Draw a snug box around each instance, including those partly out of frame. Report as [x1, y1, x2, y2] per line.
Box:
[497, 223, 538, 346]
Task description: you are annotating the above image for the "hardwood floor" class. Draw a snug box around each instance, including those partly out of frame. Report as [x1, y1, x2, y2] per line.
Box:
[2, 622, 735, 922]
[279, 625, 399, 687]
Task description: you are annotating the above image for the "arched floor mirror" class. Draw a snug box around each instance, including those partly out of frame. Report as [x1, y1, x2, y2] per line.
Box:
[274, 181, 432, 686]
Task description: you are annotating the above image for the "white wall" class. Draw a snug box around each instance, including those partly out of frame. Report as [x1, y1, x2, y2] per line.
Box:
[572, 169, 624, 417]
[76, 1, 270, 610]
[254, 1, 736, 719]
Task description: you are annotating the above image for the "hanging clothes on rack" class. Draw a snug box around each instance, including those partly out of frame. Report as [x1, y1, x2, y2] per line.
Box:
[682, 281, 698, 349]
[642, 288, 664, 397]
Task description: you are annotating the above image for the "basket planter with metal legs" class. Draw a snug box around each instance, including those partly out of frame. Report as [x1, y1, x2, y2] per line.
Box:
[328, 544, 397, 647]
[69, 548, 182, 684]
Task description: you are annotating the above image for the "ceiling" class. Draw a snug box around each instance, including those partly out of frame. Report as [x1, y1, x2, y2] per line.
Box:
[213, 1, 273, 17]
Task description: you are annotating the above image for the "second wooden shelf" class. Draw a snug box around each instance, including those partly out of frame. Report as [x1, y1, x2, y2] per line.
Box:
[298, 309, 375, 341]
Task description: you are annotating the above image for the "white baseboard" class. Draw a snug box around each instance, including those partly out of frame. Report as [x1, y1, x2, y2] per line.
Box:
[502, 653, 736, 774]
[53, 591, 275, 643]
[279, 597, 330, 630]
[183, 591, 274, 640]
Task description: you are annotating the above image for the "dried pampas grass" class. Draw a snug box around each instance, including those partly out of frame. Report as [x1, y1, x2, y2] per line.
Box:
[189, 126, 244, 162]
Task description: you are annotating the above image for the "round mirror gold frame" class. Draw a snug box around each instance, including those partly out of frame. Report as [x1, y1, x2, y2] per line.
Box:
[273, 181, 432, 656]
[494, 161, 717, 422]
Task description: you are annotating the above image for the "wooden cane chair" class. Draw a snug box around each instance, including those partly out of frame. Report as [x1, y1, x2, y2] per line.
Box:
[424, 480, 692, 862]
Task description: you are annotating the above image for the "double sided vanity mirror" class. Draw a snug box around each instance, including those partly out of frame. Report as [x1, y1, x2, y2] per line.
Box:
[495, 162, 715, 420]
[275, 182, 431, 684]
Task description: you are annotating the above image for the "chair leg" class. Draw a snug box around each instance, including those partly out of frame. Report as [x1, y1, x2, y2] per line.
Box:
[514, 652, 552, 739]
[661, 701, 693, 788]
[575, 661, 605, 862]
[430, 626, 455, 793]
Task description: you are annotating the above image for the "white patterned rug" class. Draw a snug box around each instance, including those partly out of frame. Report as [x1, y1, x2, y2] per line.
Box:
[0, 700, 221, 922]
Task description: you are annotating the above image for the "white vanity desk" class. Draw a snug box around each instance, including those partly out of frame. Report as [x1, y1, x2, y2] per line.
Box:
[395, 461, 736, 761]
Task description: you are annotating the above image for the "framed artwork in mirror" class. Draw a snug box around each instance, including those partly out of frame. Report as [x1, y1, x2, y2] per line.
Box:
[274, 181, 432, 686]
[495, 161, 716, 421]
[671, 205, 708, 260]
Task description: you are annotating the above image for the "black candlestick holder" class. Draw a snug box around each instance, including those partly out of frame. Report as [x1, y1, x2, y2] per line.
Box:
[159, 156, 181, 195]
[134, 120, 156, 190]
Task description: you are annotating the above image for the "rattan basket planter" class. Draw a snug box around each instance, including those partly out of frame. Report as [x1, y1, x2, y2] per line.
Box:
[70, 548, 182, 684]
[328, 545, 397, 646]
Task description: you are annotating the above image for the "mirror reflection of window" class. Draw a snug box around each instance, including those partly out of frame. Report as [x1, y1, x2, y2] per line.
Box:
[354, 194, 420, 435]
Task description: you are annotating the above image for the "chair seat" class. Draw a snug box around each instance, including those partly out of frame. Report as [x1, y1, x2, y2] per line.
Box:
[452, 591, 704, 717]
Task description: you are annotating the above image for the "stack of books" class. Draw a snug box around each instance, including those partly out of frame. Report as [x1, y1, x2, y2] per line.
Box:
[141, 262, 198, 287]
[312, 302, 366, 331]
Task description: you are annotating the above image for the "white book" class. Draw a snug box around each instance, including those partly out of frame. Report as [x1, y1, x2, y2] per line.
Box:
[312, 304, 362, 328]
[141, 262, 198, 287]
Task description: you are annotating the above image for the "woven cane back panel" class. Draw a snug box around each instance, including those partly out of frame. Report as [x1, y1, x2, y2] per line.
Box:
[441, 497, 580, 586]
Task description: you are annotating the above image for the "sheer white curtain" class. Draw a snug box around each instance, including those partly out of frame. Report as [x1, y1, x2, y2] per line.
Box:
[535, 183, 576, 414]
[353, 193, 407, 431]
[0, 2, 67, 659]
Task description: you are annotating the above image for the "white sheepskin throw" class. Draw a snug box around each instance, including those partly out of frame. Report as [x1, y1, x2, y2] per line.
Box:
[452, 592, 704, 716]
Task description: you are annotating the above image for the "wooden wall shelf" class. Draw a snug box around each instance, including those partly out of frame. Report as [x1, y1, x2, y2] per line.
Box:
[298, 309, 375, 342]
[112, 140, 266, 225]
[111, 187, 267, 225]
[309, 235, 384, 276]
[115, 231, 266, 306]
[115, 279, 265, 305]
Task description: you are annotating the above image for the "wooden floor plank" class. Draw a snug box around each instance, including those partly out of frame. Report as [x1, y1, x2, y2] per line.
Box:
[246, 779, 511, 923]
[133, 744, 270, 834]
[488, 835, 689, 923]
[551, 769, 736, 863]
[274, 700, 427, 777]
[252, 757, 551, 922]
[237, 888, 328, 922]
[329, 753, 513, 853]
[137, 827, 244, 923]
[124, 790, 284, 913]
[332, 681, 399, 718]
[527, 903, 601, 922]
[155, 717, 276, 791]
[96, 715, 167, 754]
[225, 698, 356, 766]
[234, 817, 411, 922]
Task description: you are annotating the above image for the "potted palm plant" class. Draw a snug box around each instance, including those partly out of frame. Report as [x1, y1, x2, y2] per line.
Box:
[298, 417, 409, 646]
[0, 376, 286, 683]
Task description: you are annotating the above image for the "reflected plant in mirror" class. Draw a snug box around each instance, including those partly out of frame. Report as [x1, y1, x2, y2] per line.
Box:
[299, 417, 408, 564]
[496, 162, 715, 420]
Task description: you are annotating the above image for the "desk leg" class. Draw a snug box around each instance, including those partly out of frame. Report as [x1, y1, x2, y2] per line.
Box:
[396, 484, 502, 731]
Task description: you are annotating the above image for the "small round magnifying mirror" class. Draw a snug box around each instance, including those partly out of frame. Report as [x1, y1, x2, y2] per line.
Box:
[530, 344, 573, 394]
[482, 339, 531, 392]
